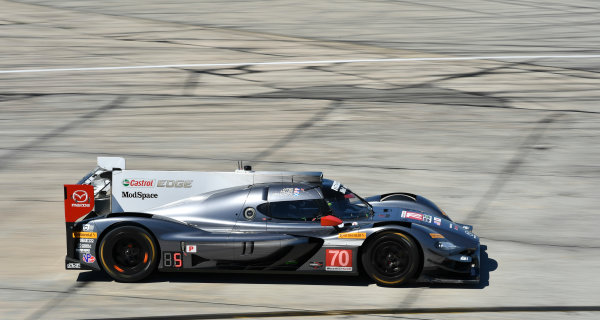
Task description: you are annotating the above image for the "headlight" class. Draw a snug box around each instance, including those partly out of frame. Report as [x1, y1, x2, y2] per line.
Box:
[435, 241, 458, 250]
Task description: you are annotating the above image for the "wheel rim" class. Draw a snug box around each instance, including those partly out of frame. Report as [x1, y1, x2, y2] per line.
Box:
[113, 237, 144, 269]
[105, 232, 152, 275]
[372, 240, 411, 277]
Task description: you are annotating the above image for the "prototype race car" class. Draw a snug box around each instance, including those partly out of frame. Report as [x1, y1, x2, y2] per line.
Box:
[64, 157, 479, 286]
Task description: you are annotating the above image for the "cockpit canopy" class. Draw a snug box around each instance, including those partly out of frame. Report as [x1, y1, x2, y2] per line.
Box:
[256, 180, 371, 221]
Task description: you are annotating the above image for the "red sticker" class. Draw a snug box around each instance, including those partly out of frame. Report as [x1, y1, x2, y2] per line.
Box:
[326, 249, 352, 271]
[402, 211, 423, 221]
[64, 184, 95, 223]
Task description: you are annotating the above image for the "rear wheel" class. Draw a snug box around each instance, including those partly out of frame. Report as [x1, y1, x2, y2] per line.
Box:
[99, 226, 158, 282]
[361, 232, 420, 286]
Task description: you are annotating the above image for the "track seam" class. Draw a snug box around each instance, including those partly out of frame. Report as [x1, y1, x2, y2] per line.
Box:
[81, 305, 600, 320]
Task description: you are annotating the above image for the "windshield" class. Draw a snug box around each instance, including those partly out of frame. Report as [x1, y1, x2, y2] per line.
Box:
[321, 180, 372, 220]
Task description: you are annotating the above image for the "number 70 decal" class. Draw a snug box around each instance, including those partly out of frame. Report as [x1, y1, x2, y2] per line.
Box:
[325, 249, 353, 271]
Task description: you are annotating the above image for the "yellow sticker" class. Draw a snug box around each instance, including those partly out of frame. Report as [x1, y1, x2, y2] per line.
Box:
[73, 232, 97, 239]
[339, 232, 367, 239]
[429, 233, 444, 239]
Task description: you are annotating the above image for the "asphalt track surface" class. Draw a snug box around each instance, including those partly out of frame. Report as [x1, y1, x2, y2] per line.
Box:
[1, 1, 600, 319]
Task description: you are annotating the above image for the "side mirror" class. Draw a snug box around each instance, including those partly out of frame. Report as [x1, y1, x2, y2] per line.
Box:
[321, 215, 343, 227]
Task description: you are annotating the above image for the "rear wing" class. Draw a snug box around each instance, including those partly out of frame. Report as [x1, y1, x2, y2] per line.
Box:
[64, 157, 125, 267]
[65, 156, 324, 220]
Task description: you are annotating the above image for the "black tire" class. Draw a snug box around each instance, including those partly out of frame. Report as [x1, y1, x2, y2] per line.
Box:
[361, 232, 420, 286]
[99, 226, 158, 282]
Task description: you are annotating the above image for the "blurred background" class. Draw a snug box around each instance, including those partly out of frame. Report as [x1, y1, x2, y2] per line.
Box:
[1, 0, 599, 319]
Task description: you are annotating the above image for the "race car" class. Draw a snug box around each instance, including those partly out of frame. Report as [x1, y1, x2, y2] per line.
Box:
[64, 157, 480, 286]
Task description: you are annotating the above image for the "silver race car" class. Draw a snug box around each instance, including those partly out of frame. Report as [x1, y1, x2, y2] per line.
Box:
[64, 157, 479, 286]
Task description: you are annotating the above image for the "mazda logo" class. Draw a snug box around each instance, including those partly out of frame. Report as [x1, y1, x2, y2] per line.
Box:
[72, 190, 89, 203]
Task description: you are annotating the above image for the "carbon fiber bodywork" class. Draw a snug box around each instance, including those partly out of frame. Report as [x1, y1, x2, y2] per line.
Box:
[64, 160, 480, 284]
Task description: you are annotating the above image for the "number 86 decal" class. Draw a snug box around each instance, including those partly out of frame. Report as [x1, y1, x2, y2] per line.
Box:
[163, 252, 183, 268]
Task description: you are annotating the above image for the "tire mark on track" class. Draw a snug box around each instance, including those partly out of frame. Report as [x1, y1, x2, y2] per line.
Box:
[24, 281, 88, 320]
[399, 287, 424, 308]
[252, 100, 340, 161]
[3, 91, 600, 115]
[2, 0, 416, 57]
[465, 113, 562, 223]
[83, 305, 600, 320]
[480, 237, 600, 249]
[182, 70, 201, 95]
[0, 96, 125, 171]
[4, 144, 597, 179]
[0, 286, 307, 313]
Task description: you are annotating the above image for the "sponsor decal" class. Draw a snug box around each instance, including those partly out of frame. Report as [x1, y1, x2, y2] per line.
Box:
[429, 233, 444, 239]
[79, 238, 95, 243]
[454, 225, 459, 230]
[66, 263, 81, 269]
[280, 188, 294, 196]
[339, 186, 347, 194]
[309, 261, 323, 269]
[293, 188, 304, 196]
[82, 253, 96, 263]
[72, 190, 89, 204]
[64, 184, 95, 223]
[157, 180, 193, 188]
[326, 249, 352, 271]
[122, 179, 154, 187]
[423, 214, 432, 223]
[339, 232, 367, 239]
[460, 256, 469, 261]
[434, 217, 441, 226]
[464, 230, 477, 239]
[73, 232, 97, 239]
[331, 181, 341, 191]
[401, 210, 423, 221]
[121, 191, 158, 200]
[70, 189, 92, 208]
[76, 248, 91, 253]
[185, 245, 197, 253]
[78, 243, 92, 249]
[82, 223, 94, 231]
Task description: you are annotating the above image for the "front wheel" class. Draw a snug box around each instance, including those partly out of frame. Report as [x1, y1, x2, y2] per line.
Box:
[361, 232, 420, 286]
[99, 226, 158, 282]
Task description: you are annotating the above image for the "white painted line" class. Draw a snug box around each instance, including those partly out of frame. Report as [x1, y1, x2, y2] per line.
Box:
[1, 55, 600, 74]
